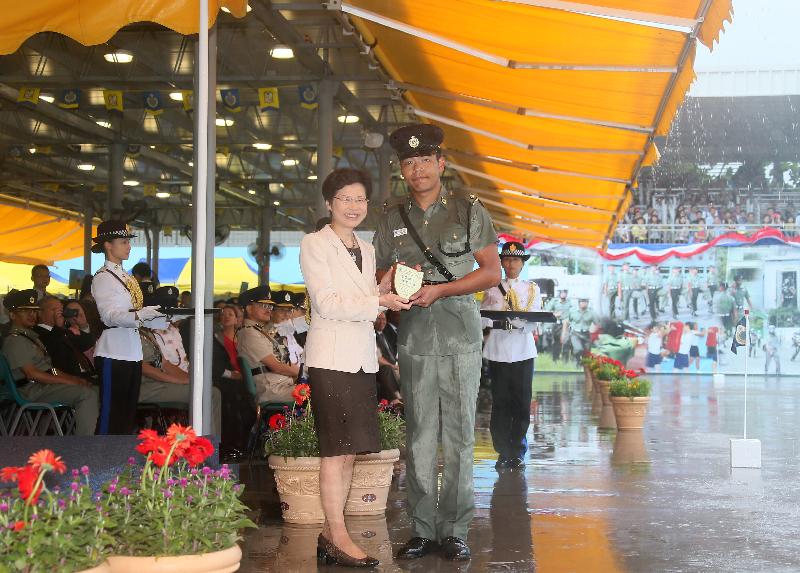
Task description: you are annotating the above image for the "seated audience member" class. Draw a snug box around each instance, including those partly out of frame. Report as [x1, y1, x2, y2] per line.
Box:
[2, 289, 98, 435]
[131, 262, 154, 285]
[64, 300, 99, 362]
[137, 286, 221, 435]
[235, 286, 296, 403]
[375, 312, 402, 405]
[272, 290, 305, 366]
[34, 296, 96, 382]
[31, 264, 51, 300]
[212, 304, 256, 460]
[290, 291, 309, 348]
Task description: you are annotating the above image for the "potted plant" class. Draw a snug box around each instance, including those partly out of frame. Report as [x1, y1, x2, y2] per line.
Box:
[609, 372, 652, 430]
[345, 400, 404, 516]
[264, 383, 325, 524]
[0, 450, 114, 573]
[105, 424, 256, 573]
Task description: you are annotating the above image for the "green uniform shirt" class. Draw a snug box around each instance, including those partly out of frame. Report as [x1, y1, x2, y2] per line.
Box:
[707, 268, 718, 286]
[140, 331, 163, 385]
[2, 327, 53, 382]
[713, 290, 735, 314]
[567, 307, 595, 332]
[687, 273, 703, 288]
[645, 270, 663, 289]
[730, 285, 750, 307]
[668, 273, 683, 289]
[545, 298, 572, 319]
[619, 270, 634, 290]
[374, 188, 498, 355]
[631, 272, 645, 289]
[603, 271, 617, 291]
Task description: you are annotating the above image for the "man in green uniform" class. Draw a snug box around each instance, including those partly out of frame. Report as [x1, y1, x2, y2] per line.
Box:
[645, 265, 663, 322]
[603, 266, 618, 317]
[564, 298, 597, 365]
[667, 267, 683, 319]
[545, 289, 572, 361]
[1, 289, 98, 435]
[706, 265, 718, 312]
[374, 123, 501, 562]
[686, 267, 703, 317]
[619, 262, 634, 320]
[630, 267, 646, 319]
[712, 282, 735, 337]
[729, 275, 754, 323]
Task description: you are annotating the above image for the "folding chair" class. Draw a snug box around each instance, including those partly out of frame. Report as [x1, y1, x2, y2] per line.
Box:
[136, 401, 190, 434]
[0, 353, 76, 436]
[238, 355, 294, 464]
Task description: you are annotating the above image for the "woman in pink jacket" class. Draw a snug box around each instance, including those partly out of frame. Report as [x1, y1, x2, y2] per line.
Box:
[300, 168, 410, 567]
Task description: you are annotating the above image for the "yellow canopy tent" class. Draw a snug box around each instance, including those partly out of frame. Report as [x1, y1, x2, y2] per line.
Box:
[0, 0, 248, 55]
[0, 204, 95, 266]
[337, 0, 733, 247]
[175, 258, 304, 297]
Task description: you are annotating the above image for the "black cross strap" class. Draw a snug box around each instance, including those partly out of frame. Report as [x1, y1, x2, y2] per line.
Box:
[397, 205, 455, 282]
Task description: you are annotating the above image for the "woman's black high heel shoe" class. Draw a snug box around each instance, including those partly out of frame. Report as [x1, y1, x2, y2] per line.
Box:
[317, 533, 379, 568]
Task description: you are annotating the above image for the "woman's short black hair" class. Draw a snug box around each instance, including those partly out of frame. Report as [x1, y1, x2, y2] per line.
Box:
[321, 168, 372, 203]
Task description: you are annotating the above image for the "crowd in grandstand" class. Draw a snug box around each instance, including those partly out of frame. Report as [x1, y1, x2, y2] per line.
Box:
[614, 188, 800, 243]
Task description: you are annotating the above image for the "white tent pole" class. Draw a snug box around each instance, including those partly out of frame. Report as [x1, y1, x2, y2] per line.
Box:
[192, 0, 210, 432]
[743, 310, 749, 439]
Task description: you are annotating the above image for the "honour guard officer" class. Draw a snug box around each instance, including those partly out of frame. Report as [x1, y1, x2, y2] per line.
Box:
[563, 298, 598, 365]
[544, 289, 571, 361]
[729, 275, 754, 322]
[480, 241, 542, 470]
[2, 289, 99, 435]
[374, 123, 501, 561]
[235, 285, 296, 402]
[706, 265, 718, 311]
[667, 267, 683, 319]
[687, 267, 702, 316]
[630, 267, 646, 319]
[91, 221, 166, 434]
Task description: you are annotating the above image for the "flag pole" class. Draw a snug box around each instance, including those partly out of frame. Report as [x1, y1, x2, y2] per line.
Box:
[743, 309, 749, 440]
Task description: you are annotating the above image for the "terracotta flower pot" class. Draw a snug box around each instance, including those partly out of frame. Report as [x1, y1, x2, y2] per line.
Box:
[76, 562, 111, 573]
[345, 449, 400, 516]
[268, 455, 325, 524]
[610, 396, 650, 430]
[612, 429, 649, 464]
[107, 545, 241, 573]
[597, 380, 616, 429]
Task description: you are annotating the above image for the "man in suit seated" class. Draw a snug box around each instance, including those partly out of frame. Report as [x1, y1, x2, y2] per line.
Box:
[2, 289, 98, 435]
[34, 295, 97, 382]
[375, 312, 402, 405]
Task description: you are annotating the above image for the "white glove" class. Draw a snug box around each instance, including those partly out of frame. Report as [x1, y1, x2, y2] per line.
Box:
[510, 318, 527, 329]
[137, 305, 165, 322]
[481, 317, 494, 329]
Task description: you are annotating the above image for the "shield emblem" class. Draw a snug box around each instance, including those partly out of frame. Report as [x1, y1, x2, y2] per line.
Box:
[735, 323, 747, 346]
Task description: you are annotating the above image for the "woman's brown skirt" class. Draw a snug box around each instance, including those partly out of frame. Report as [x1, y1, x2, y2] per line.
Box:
[308, 367, 381, 457]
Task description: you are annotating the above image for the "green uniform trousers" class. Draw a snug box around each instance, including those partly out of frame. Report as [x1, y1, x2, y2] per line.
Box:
[398, 347, 482, 541]
[19, 382, 99, 436]
[138, 380, 222, 436]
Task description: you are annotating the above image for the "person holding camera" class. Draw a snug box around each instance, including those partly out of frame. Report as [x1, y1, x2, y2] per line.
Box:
[34, 296, 97, 382]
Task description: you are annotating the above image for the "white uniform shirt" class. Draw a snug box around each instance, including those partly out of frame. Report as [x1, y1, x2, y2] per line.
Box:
[151, 323, 189, 372]
[481, 278, 542, 363]
[647, 332, 663, 355]
[92, 260, 166, 361]
[276, 320, 304, 365]
[678, 329, 693, 354]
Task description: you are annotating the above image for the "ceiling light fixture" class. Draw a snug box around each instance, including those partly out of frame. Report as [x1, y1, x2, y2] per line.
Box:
[273, 200, 281, 206]
[96, 120, 112, 129]
[215, 118, 234, 127]
[77, 163, 95, 171]
[337, 114, 359, 124]
[253, 142, 272, 150]
[155, 191, 171, 199]
[39, 94, 54, 103]
[248, 189, 257, 195]
[123, 179, 140, 186]
[28, 147, 36, 154]
[221, 4, 251, 13]
[269, 45, 294, 59]
[103, 50, 134, 64]
[169, 91, 184, 101]
[307, 174, 318, 180]
[281, 158, 299, 167]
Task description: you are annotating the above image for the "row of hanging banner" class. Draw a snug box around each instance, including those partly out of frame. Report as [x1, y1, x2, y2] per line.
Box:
[15, 85, 321, 113]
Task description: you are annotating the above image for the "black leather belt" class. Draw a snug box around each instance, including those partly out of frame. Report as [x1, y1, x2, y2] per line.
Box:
[251, 365, 270, 377]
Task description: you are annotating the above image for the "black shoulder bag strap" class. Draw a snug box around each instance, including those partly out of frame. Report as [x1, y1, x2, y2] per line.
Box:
[397, 205, 455, 282]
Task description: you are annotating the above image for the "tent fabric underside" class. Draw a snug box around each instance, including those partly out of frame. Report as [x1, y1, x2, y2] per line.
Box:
[347, 0, 732, 247]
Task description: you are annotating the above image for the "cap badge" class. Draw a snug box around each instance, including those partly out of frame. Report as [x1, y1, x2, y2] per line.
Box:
[510, 244, 519, 253]
[28, 296, 34, 304]
[408, 136, 419, 148]
[285, 293, 291, 302]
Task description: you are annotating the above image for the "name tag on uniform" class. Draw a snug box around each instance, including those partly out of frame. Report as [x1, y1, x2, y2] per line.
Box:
[393, 227, 408, 238]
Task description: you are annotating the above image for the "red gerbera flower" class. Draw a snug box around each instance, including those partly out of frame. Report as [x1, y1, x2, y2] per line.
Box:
[136, 428, 160, 455]
[148, 436, 177, 468]
[291, 383, 311, 405]
[12, 521, 25, 532]
[16, 466, 42, 505]
[378, 399, 389, 411]
[0, 465, 24, 483]
[268, 413, 287, 430]
[27, 449, 66, 475]
[166, 423, 197, 453]
[182, 437, 215, 467]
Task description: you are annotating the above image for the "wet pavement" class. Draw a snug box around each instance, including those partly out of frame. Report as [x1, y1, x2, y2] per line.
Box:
[238, 373, 800, 572]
